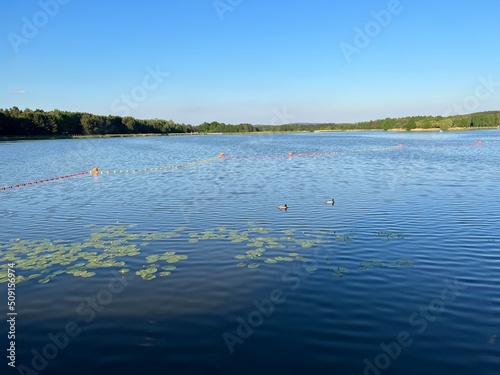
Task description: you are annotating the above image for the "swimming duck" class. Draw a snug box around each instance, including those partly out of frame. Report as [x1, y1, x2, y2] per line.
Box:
[325, 199, 335, 205]
[278, 204, 288, 210]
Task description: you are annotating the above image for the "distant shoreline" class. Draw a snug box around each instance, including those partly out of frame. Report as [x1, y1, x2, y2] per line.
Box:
[1, 126, 498, 142]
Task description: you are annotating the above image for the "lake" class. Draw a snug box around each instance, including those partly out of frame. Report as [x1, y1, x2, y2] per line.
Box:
[1, 131, 499, 375]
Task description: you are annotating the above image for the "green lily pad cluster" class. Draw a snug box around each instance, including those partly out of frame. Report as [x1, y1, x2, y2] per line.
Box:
[376, 231, 408, 241]
[236, 251, 311, 269]
[221, 230, 329, 271]
[360, 258, 414, 270]
[0, 225, 189, 284]
[0, 223, 415, 284]
[136, 251, 189, 280]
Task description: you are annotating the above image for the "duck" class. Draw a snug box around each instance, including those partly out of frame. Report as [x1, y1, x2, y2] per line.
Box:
[277, 204, 288, 210]
[325, 199, 335, 205]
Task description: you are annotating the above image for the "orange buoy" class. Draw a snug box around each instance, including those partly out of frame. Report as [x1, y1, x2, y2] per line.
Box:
[219, 152, 225, 157]
[92, 167, 99, 174]
[288, 152, 293, 157]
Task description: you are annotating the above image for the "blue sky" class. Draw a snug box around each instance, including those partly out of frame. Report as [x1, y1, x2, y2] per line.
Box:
[1, 0, 499, 125]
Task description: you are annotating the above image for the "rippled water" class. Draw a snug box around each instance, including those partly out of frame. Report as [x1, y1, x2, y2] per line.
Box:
[1, 131, 499, 375]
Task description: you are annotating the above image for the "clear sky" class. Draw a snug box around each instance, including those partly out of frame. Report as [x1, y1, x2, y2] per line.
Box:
[1, 0, 499, 125]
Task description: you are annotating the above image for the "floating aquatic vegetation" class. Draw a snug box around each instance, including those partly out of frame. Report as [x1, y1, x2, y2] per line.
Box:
[0, 225, 191, 284]
[295, 239, 321, 248]
[246, 249, 264, 259]
[136, 266, 158, 280]
[264, 259, 278, 264]
[1, 222, 414, 284]
[166, 255, 188, 263]
[247, 241, 265, 248]
[360, 258, 414, 270]
[146, 255, 161, 263]
[376, 231, 408, 241]
[66, 269, 96, 278]
[332, 267, 350, 278]
[335, 234, 352, 243]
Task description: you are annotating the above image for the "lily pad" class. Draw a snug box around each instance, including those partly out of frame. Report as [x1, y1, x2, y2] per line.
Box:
[264, 259, 278, 264]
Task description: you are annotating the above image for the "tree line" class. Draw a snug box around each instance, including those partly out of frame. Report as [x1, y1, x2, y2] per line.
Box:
[1, 107, 499, 137]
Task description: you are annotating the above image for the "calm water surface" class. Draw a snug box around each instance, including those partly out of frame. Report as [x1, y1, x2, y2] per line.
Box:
[1, 131, 499, 375]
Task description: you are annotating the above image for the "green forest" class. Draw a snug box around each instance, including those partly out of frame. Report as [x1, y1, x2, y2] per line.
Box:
[1, 107, 499, 137]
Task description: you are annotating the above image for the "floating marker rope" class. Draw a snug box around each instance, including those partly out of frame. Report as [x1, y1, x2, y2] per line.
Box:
[0, 171, 89, 191]
[401, 140, 487, 149]
[1, 141, 492, 192]
[1, 155, 222, 191]
[89, 154, 222, 176]
[221, 145, 402, 159]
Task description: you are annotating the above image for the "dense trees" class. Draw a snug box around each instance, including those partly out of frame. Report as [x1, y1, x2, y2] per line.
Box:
[0, 108, 194, 136]
[0, 107, 498, 137]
